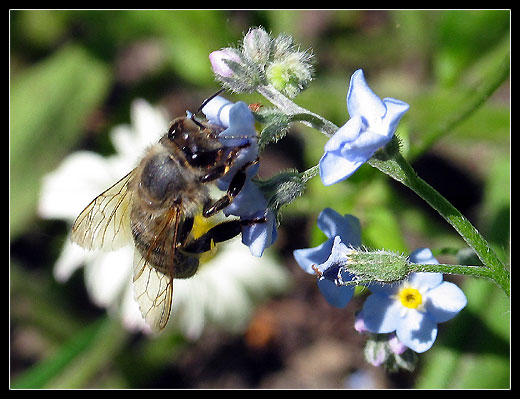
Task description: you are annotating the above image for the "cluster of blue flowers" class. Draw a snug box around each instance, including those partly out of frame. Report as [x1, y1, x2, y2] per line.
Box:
[206, 67, 467, 360]
[294, 208, 467, 354]
[201, 96, 277, 257]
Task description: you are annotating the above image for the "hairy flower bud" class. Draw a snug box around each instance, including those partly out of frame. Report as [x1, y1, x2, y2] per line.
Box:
[266, 51, 313, 98]
[209, 48, 243, 78]
[243, 27, 271, 67]
[345, 249, 411, 284]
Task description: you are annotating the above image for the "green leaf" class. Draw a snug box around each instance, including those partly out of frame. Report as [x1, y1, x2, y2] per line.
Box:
[10, 44, 111, 238]
[11, 318, 108, 389]
[434, 10, 510, 86]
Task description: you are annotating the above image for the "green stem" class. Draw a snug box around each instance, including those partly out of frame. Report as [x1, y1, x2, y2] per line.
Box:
[409, 263, 496, 281]
[256, 84, 339, 136]
[368, 147, 509, 296]
[300, 164, 319, 182]
[339, 263, 495, 287]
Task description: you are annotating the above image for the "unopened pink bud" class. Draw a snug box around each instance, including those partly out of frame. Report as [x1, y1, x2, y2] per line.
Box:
[209, 49, 242, 78]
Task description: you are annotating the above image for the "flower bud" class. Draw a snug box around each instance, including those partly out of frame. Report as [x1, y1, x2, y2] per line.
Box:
[266, 52, 313, 98]
[388, 334, 408, 355]
[363, 335, 418, 372]
[364, 338, 388, 367]
[345, 249, 411, 284]
[209, 48, 243, 78]
[255, 169, 306, 215]
[243, 27, 271, 67]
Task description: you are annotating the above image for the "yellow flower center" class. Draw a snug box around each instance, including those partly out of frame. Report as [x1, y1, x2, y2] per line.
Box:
[397, 287, 423, 309]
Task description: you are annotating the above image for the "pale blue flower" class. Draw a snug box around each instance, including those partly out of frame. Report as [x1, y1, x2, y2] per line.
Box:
[359, 248, 467, 353]
[293, 208, 361, 307]
[319, 69, 410, 186]
[202, 96, 258, 178]
[202, 97, 276, 257]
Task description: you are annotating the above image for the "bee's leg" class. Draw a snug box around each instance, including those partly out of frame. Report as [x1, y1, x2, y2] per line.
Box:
[202, 158, 259, 218]
[183, 217, 266, 254]
[178, 216, 194, 245]
[198, 142, 252, 183]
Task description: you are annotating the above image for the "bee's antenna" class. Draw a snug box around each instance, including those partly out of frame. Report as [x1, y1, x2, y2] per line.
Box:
[196, 88, 226, 115]
[188, 89, 226, 129]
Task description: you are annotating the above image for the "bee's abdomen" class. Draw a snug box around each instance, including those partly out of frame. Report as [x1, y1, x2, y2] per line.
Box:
[131, 213, 199, 279]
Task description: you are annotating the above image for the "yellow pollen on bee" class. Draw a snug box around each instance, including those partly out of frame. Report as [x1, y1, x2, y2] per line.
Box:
[191, 214, 214, 239]
[191, 213, 219, 263]
[397, 287, 423, 309]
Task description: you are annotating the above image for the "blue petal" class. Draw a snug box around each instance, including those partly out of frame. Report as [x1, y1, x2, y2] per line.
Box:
[361, 293, 401, 333]
[316, 209, 361, 246]
[366, 280, 400, 296]
[396, 310, 438, 353]
[340, 129, 390, 156]
[409, 248, 438, 265]
[408, 272, 443, 291]
[314, 236, 350, 276]
[424, 281, 467, 323]
[317, 277, 354, 308]
[222, 179, 266, 218]
[293, 238, 335, 274]
[201, 95, 233, 127]
[241, 209, 277, 257]
[219, 101, 256, 144]
[381, 97, 410, 136]
[319, 150, 363, 186]
[324, 116, 363, 152]
[347, 69, 386, 121]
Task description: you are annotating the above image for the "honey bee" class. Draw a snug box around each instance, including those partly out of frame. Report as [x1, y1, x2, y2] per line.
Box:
[71, 96, 263, 333]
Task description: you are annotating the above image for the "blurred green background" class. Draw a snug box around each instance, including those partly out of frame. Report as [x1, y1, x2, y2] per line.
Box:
[10, 10, 509, 388]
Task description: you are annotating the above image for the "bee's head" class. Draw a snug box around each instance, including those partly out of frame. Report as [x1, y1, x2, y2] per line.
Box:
[167, 117, 199, 141]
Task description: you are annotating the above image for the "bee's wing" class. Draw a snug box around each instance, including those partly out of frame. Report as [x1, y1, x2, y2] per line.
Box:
[132, 250, 174, 333]
[71, 169, 136, 251]
[132, 206, 182, 333]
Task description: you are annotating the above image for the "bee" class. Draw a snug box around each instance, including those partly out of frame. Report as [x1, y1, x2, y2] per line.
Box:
[71, 95, 263, 333]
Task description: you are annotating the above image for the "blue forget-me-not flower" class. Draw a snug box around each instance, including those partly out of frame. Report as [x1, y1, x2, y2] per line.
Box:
[293, 208, 361, 307]
[319, 69, 410, 186]
[202, 96, 277, 257]
[357, 248, 467, 353]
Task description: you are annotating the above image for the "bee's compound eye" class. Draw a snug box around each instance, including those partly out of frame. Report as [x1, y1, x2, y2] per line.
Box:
[168, 121, 181, 140]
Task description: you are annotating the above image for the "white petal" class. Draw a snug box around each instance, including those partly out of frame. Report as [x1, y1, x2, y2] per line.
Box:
[131, 99, 169, 144]
[118, 278, 152, 334]
[84, 246, 134, 308]
[53, 240, 91, 282]
[39, 151, 116, 220]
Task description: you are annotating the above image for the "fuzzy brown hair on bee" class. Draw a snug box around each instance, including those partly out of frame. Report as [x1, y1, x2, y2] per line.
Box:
[71, 107, 262, 333]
